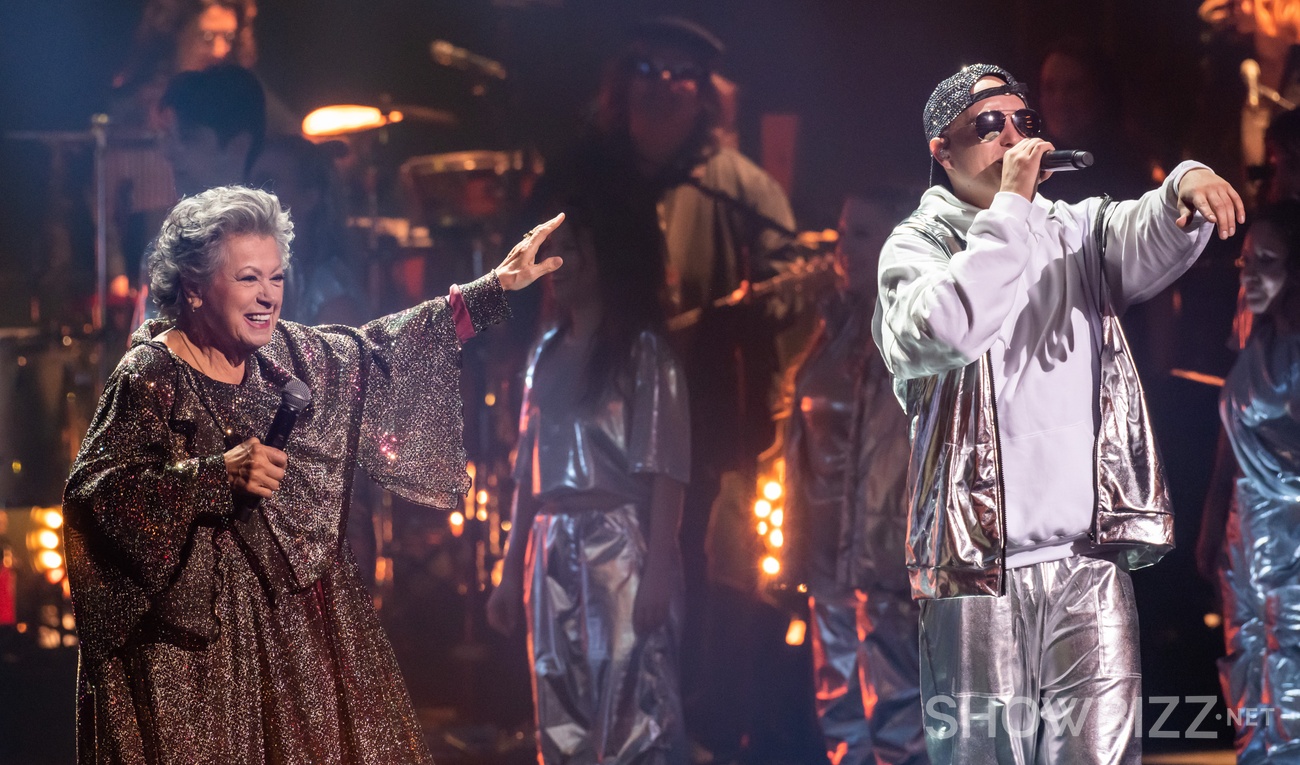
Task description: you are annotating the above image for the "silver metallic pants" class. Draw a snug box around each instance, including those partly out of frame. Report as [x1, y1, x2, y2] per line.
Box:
[919, 555, 1141, 765]
[525, 505, 686, 765]
[810, 590, 929, 765]
[1218, 501, 1300, 764]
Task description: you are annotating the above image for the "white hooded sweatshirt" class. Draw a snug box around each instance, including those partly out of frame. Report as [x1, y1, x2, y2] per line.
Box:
[874, 161, 1215, 567]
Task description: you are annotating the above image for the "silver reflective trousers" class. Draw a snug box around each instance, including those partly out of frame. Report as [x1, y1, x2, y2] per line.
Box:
[525, 505, 686, 765]
[919, 556, 1141, 765]
[1218, 482, 1300, 764]
[810, 591, 928, 765]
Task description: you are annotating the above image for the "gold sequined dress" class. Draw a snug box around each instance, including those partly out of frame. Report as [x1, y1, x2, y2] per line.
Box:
[63, 274, 510, 764]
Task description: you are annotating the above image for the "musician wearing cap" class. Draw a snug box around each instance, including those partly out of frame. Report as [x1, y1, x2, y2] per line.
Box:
[872, 64, 1243, 763]
[62, 185, 563, 764]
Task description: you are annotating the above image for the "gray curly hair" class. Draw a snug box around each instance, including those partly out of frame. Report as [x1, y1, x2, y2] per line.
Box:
[147, 186, 294, 320]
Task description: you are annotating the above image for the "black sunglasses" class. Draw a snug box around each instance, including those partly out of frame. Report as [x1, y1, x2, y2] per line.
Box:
[628, 57, 707, 84]
[970, 108, 1044, 143]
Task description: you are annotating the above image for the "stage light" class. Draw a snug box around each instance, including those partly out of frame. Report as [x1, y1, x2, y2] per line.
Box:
[45, 569, 64, 585]
[110, 274, 131, 300]
[484, 393, 497, 406]
[476, 508, 488, 522]
[450, 511, 465, 527]
[37, 550, 63, 570]
[476, 490, 489, 506]
[771, 509, 784, 527]
[785, 617, 806, 646]
[761, 556, 780, 575]
[36, 529, 59, 549]
[491, 559, 504, 588]
[42, 509, 62, 529]
[500, 520, 512, 532]
[302, 105, 402, 137]
[754, 499, 772, 518]
[770, 529, 784, 548]
[757, 521, 769, 536]
[1204, 613, 1223, 629]
[763, 481, 782, 501]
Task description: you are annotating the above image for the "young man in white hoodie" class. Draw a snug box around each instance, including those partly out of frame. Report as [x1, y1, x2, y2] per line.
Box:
[873, 64, 1243, 765]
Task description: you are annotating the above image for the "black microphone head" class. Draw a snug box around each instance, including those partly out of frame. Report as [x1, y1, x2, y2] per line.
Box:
[282, 377, 311, 412]
[1041, 149, 1094, 171]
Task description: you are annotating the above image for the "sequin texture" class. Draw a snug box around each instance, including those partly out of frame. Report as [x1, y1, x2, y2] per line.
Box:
[63, 273, 509, 764]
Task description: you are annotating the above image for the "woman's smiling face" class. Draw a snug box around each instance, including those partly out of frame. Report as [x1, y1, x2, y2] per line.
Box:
[190, 233, 285, 355]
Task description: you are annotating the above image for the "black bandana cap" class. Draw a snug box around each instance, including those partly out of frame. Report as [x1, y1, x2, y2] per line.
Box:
[923, 64, 1028, 142]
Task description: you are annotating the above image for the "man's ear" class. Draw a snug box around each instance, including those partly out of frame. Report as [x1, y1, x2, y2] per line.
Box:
[929, 136, 953, 170]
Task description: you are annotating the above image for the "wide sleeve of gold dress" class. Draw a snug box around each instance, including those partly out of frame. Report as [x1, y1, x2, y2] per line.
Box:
[64, 273, 509, 764]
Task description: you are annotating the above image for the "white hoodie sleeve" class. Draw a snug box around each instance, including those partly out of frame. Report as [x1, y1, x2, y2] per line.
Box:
[874, 191, 1035, 381]
[1094, 160, 1216, 310]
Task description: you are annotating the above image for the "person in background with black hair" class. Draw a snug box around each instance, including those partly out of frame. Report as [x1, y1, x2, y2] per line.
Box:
[540, 19, 798, 760]
[487, 188, 690, 765]
[131, 64, 269, 328]
[159, 64, 266, 198]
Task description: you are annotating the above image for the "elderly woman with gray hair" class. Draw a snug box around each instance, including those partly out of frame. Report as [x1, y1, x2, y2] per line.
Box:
[63, 185, 562, 764]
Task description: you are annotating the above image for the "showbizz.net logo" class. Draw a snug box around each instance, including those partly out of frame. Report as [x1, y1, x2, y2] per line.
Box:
[925, 695, 1269, 740]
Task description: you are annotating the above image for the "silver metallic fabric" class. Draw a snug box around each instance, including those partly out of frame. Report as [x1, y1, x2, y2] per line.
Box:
[882, 212, 1173, 600]
[526, 505, 686, 765]
[515, 328, 691, 504]
[64, 273, 509, 764]
[1218, 326, 1300, 763]
[515, 327, 690, 764]
[811, 593, 927, 765]
[786, 295, 925, 764]
[784, 294, 912, 595]
[919, 555, 1141, 765]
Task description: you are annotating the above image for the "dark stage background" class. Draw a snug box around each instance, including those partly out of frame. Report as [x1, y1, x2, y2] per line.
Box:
[0, 1, 1247, 762]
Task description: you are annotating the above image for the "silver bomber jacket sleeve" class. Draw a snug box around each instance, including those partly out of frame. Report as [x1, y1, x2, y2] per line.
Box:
[873, 192, 1035, 382]
[1096, 160, 1215, 310]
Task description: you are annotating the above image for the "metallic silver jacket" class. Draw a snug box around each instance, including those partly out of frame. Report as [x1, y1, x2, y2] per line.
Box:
[885, 209, 1173, 600]
[784, 294, 912, 596]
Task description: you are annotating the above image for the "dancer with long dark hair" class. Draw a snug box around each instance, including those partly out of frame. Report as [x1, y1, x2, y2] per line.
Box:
[487, 189, 690, 765]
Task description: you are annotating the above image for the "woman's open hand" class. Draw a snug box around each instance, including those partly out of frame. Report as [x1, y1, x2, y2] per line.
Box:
[494, 213, 565, 291]
[224, 437, 287, 499]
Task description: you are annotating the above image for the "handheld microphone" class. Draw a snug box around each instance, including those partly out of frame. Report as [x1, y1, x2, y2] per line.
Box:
[430, 40, 507, 80]
[1041, 150, 1094, 172]
[235, 377, 311, 522]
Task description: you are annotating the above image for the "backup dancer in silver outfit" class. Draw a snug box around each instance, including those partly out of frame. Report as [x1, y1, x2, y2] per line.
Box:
[874, 64, 1243, 764]
[1200, 201, 1300, 764]
[488, 193, 690, 765]
[783, 196, 926, 765]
